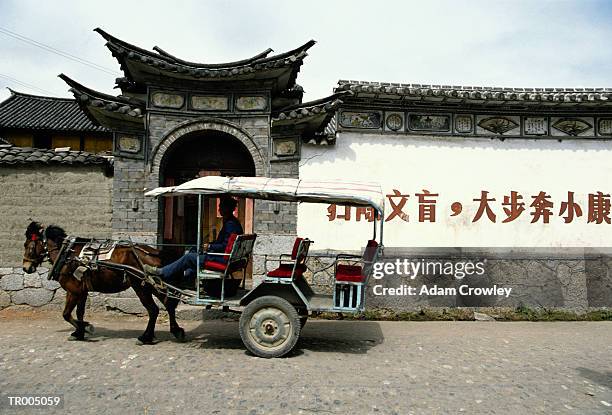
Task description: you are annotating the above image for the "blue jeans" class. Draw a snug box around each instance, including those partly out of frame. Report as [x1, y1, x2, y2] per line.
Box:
[160, 252, 223, 281]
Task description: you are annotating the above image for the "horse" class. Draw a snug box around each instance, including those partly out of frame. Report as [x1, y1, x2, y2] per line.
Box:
[21, 221, 185, 344]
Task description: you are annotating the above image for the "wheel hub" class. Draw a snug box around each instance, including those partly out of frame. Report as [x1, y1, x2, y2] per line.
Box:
[249, 306, 291, 349]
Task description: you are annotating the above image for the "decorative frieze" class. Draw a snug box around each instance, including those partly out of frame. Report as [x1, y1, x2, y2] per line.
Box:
[408, 114, 451, 132]
[599, 118, 612, 136]
[384, 112, 403, 131]
[551, 117, 593, 136]
[114, 132, 144, 159]
[476, 116, 519, 135]
[524, 117, 548, 136]
[455, 115, 473, 134]
[337, 109, 612, 139]
[235, 96, 267, 111]
[339, 111, 382, 129]
[274, 138, 297, 157]
[190, 95, 229, 111]
[151, 91, 184, 109]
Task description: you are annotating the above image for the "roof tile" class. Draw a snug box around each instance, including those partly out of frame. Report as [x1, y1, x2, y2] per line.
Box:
[0, 145, 111, 167]
[0, 90, 108, 132]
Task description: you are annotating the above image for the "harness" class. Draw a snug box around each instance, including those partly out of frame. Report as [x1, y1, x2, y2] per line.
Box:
[26, 231, 160, 292]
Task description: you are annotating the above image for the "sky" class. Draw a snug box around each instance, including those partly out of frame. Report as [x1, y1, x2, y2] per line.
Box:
[1, 0, 612, 103]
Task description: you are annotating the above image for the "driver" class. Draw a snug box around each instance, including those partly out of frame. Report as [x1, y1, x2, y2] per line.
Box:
[143, 196, 243, 283]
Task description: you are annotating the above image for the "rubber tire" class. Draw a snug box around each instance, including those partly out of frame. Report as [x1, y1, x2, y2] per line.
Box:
[239, 295, 301, 358]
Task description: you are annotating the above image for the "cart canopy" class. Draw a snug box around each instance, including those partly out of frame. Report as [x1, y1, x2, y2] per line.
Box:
[145, 176, 384, 214]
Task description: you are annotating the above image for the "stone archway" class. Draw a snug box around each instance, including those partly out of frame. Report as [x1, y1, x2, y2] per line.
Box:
[150, 119, 263, 250]
[149, 118, 266, 179]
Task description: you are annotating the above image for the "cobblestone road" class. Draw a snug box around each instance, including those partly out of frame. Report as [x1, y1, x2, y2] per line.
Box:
[0, 308, 611, 415]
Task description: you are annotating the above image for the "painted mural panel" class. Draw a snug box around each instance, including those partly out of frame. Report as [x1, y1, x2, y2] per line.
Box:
[299, 131, 612, 250]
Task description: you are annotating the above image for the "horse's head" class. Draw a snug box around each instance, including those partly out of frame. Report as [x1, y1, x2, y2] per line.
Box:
[23, 221, 46, 273]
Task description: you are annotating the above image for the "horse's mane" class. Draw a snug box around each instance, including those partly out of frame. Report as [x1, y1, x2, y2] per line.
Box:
[44, 225, 67, 244]
[25, 221, 43, 239]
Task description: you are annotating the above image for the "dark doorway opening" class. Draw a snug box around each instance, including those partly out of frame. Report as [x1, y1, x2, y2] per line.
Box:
[160, 130, 256, 256]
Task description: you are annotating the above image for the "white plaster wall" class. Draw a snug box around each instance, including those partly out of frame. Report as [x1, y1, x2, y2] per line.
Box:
[298, 132, 612, 250]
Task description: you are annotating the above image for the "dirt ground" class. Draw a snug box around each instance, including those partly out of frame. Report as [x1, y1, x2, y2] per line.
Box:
[0, 308, 611, 415]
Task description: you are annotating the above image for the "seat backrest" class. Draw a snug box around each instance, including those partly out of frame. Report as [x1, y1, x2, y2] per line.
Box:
[363, 240, 378, 262]
[362, 240, 379, 279]
[293, 237, 311, 267]
[225, 233, 238, 254]
[228, 233, 257, 268]
[291, 237, 303, 260]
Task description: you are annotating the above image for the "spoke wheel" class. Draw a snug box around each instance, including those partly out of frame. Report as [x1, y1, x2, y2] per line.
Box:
[239, 296, 300, 358]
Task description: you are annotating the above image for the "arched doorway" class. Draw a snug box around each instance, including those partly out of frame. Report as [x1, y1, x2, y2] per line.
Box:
[159, 129, 256, 253]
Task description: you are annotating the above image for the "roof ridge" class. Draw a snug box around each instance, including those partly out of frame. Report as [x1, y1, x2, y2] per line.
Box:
[336, 80, 612, 92]
[6, 88, 75, 102]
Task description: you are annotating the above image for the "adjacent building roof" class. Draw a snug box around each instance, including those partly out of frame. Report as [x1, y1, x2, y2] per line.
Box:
[95, 28, 315, 94]
[0, 89, 109, 132]
[0, 144, 112, 167]
[336, 80, 612, 108]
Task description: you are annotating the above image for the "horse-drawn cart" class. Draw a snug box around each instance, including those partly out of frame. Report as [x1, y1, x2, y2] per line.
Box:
[145, 176, 385, 358]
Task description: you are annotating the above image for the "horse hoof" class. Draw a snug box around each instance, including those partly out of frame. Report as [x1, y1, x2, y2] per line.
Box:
[171, 327, 186, 342]
[138, 335, 156, 345]
[70, 331, 85, 341]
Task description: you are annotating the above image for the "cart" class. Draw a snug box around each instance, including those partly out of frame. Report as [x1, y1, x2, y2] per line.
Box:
[145, 176, 384, 358]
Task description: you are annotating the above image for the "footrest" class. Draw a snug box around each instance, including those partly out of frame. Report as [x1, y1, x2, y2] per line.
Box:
[197, 270, 224, 279]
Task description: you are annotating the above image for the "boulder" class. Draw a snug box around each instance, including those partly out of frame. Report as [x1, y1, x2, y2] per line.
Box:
[11, 288, 54, 307]
[23, 273, 42, 288]
[0, 274, 24, 291]
[0, 290, 10, 308]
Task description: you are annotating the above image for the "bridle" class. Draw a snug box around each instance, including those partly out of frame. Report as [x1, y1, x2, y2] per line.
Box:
[23, 231, 57, 266]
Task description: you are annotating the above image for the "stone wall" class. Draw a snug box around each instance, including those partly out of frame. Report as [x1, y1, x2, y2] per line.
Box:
[0, 165, 113, 265]
[304, 247, 612, 312]
[0, 164, 113, 310]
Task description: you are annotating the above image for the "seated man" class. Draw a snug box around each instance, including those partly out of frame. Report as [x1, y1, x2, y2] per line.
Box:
[144, 196, 243, 284]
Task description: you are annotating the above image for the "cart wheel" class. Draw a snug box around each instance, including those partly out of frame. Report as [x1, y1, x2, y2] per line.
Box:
[239, 295, 300, 358]
[300, 316, 308, 329]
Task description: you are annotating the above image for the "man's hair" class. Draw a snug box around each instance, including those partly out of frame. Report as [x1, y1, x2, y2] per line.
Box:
[219, 196, 238, 212]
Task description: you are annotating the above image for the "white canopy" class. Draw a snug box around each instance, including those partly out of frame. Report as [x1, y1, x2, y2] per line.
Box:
[145, 176, 384, 214]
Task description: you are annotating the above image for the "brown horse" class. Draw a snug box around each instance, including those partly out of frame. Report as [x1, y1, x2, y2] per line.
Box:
[22, 221, 185, 344]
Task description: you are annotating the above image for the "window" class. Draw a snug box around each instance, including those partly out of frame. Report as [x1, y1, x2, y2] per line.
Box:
[33, 134, 52, 149]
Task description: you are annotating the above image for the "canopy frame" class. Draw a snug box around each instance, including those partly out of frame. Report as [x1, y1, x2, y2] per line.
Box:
[146, 176, 385, 245]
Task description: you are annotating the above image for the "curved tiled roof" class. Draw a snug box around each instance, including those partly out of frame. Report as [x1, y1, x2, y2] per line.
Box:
[0, 89, 108, 132]
[273, 91, 349, 121]
[94, 28, 314, 91]
[0, 144, 112, 166]
[336, 80, 612, 107]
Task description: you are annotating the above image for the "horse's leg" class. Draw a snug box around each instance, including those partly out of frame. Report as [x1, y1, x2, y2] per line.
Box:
[132, 284, 159, 345]
[63, 292, 84, 340]
[153, 292, 185, 341]
[75, 292, 94, 336]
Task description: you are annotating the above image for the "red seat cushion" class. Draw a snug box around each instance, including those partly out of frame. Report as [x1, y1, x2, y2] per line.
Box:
[336, 264, 365, 283]
[267, 263, 306, 278]
[203, 260, 227, 272]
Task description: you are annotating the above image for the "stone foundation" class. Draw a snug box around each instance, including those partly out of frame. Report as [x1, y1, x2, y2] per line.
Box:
[2, 247, 610, 315]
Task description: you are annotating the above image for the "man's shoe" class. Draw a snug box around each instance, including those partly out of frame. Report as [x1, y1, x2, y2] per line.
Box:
[143, 264, 162, 276]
